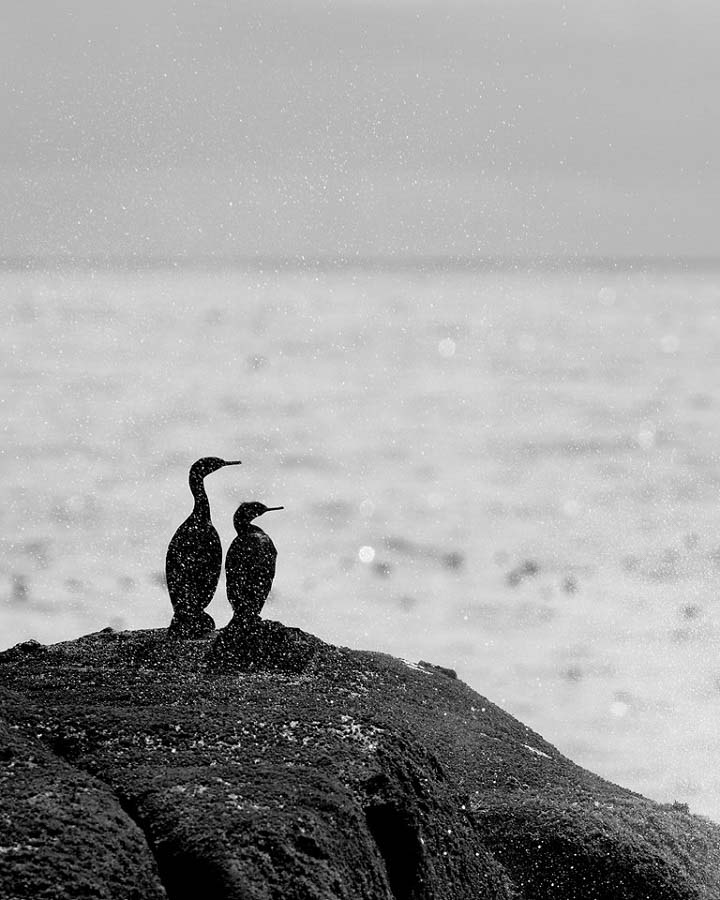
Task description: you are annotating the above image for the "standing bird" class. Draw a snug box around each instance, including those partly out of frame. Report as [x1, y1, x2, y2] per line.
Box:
[225, 502, 283, 627]
[166, 456, 241, 638]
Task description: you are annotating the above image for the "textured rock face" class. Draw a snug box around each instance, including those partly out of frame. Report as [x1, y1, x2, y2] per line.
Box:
[1, 622, 719, 900]
[0, 692, 166, 899]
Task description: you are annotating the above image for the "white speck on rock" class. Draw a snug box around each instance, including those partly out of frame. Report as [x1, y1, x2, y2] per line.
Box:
[523, 743, 551, 759]
[331, 715, 384, 752]
[400, 659, 432, 675]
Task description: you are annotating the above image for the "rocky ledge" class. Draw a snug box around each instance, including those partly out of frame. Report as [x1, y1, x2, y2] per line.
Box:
[1, 621, 718, 900]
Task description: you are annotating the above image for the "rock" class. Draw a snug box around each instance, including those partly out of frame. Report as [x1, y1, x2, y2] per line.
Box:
[204, 618, 323, 674]
[0, 621, 718, 900]
[0, 688, 165, 900]
[417, 660, 457, 679]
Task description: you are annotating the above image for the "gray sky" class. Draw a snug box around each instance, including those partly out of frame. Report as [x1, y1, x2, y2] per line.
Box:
[2, 0, 718, 260]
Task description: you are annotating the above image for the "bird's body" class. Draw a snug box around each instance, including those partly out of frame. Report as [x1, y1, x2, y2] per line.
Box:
[166, 513, 223, 629]
[166, 456, 241, 638]
[225, 502, 283, 626]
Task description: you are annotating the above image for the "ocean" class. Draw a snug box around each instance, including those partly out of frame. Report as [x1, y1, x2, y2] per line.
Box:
[2, 261, 720, 821]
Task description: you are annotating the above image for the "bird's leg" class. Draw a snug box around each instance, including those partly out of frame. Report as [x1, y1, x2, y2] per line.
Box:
[224, 610, 262, 635]
[205, 610, 266, 671]
[167, 610, 216, 639]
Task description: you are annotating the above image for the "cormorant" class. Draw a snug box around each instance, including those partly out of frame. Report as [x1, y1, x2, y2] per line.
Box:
[224, 502, 283, 627]
[166, 456, 241, 638]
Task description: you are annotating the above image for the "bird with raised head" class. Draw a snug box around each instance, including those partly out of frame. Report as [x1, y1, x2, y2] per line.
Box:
[166, 456, 241, 638]
[224, 502, 283, 628]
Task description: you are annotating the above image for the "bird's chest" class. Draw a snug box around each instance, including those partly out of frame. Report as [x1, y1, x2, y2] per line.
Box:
[186, 523, 221, 555]
[246, 530, 275, 559]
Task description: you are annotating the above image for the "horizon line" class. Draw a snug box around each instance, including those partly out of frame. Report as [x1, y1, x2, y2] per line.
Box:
[2, 253, 720, 273]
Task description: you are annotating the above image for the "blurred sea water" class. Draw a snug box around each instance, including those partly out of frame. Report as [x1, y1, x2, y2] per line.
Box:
[2, 262, 720, 820]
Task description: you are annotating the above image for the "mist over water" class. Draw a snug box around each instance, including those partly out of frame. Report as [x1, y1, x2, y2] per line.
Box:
[2, 262, 720, 821]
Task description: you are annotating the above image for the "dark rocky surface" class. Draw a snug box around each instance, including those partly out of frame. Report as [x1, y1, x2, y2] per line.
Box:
[1, 621, 719, 899]
[0, 687, 165, 900]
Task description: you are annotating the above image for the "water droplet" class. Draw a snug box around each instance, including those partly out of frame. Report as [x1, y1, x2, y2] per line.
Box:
[438, 338, 456, 357]
[358, 546, 375, 563]
[598, 286, 616, 306]
[660, 334, 679, 354]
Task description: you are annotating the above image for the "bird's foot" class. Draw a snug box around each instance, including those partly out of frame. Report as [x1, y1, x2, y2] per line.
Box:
[204, 617, 319, 674]
[167, 611, 216, 639]
[223, 614, 263, 636]
[205, 615, 262, 669]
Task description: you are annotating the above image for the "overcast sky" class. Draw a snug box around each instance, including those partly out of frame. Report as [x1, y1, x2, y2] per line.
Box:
[2, 0, 718, 261]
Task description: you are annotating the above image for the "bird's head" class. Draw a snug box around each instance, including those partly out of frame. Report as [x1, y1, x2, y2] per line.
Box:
[190, 457, 242, 481]
[233, 502, 284, 530]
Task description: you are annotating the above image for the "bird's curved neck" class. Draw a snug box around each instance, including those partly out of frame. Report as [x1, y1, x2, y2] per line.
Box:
[189, 471, 211, 519]
[234, 520, 256, 535]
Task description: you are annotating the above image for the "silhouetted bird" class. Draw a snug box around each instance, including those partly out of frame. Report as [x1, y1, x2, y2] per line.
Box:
[166, 456, 241, 638]
[225, 502, 283, 626]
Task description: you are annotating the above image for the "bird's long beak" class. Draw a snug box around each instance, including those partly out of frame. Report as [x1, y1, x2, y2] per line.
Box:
[265, 506, 284, 511]
[224, 460, 242, 466]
